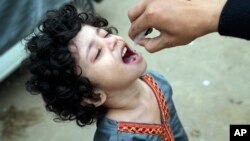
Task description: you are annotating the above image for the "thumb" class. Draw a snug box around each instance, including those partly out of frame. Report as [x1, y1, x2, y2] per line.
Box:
[137, 34, 175, 53]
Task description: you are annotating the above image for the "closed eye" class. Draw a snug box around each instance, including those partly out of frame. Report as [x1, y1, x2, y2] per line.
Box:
[104, 32, 110, 38]
[93, 29, 110, 60]
[95, 48, 101, 60]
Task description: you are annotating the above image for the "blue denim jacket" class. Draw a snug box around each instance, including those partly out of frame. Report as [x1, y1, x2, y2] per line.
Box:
[94, 70, 188, 141]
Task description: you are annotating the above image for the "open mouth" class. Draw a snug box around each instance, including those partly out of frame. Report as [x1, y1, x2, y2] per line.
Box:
[121, 45, 138, 64]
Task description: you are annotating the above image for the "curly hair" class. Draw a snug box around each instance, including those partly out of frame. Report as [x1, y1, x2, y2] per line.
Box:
[25, 3, 117, 127]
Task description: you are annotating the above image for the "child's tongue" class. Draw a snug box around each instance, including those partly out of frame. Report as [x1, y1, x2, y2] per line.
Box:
[123, 54, 136, 64]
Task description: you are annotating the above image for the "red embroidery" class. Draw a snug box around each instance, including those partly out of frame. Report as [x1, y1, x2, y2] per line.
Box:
[118, 74, 175, 141]
[118, 122, 164, 134]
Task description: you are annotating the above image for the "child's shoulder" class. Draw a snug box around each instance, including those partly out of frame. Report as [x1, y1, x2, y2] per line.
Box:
[143, 70, 173, 95]
[143, 70, 170, 84]
[144, 70, 165, 79]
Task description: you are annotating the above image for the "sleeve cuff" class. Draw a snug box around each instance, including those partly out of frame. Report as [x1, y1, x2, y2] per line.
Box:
[218, 0, 250, 40]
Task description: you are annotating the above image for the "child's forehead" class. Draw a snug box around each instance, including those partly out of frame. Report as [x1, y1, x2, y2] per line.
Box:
[71, 25, 96, 43]
[72, 25, 108, 43]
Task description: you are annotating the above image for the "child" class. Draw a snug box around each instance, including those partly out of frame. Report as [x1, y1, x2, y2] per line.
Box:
[25, 3, 188, 141]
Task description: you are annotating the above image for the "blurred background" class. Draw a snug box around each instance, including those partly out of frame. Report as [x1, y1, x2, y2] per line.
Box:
[0, 0, 249, 141]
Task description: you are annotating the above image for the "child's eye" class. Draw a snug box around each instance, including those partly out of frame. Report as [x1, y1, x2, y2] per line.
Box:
[95, 48, 101, 60]
[104, 32, 110, 38]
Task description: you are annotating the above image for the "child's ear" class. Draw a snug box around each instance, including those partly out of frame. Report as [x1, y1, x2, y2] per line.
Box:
[81, 89, 107, 107]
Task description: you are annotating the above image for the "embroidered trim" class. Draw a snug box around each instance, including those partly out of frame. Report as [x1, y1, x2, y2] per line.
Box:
[118, 122, 164, 135]
[118, 74, 175, 141]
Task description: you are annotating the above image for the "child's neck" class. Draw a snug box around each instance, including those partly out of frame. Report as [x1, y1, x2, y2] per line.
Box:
[104, 78, 161, 124]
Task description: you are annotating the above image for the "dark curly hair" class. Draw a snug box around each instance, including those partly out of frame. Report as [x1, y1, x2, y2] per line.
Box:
[25, 2, 117, 127]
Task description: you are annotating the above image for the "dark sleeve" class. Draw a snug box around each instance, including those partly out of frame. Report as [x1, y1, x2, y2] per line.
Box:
[218, 0, 250, 40]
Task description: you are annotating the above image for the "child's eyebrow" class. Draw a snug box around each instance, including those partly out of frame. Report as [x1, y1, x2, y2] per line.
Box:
[96, 28, 109, 35]
[96, 28, 101, 35]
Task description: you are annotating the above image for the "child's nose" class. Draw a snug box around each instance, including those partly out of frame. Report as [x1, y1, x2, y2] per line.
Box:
[103, 36, 117, 50]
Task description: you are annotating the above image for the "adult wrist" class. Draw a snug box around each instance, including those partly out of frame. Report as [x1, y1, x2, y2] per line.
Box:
[205, 0, 227, 33]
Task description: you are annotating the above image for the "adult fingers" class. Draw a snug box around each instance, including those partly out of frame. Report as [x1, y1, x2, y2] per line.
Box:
[137, 34, 176, 53]
[128, 0, 149, 23]
[128, 11, 153, 41]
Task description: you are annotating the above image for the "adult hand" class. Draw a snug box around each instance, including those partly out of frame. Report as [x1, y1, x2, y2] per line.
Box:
[128, 0, 227, 52]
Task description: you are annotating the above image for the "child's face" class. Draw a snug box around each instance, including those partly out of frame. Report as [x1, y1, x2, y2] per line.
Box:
[69, 25, 147, 90]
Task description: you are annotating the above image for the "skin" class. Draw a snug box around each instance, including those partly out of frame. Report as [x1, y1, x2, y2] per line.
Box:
[128, 0, 227, 53]
[68, 25, 161, 124]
